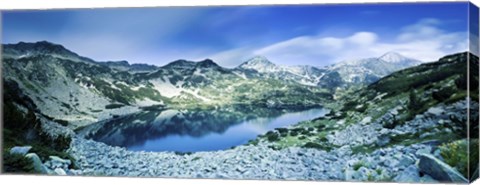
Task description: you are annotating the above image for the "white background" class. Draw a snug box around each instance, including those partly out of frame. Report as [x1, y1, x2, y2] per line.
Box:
[0, 0, 479, 185]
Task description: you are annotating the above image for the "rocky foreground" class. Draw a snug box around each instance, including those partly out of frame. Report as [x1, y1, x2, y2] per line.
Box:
[65, 100, 473, 182]
[8, 100, 474, 183]
[61, 136, 452, 182]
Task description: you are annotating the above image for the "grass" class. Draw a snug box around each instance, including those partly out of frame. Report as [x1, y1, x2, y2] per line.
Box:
[439, 139, 479, 178]
[353, 161, 365, 171]
[351, 145, 377, 155]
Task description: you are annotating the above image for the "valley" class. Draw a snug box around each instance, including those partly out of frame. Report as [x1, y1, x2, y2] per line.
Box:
[2, 41, 478, 183]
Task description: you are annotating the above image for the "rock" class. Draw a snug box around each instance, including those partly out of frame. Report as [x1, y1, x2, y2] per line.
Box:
[420, 174, 439, 183]
[438, 119, 445, 125]
[444, 128, 452, 133]
[398, 155, 415, 167]
[419, 132, 434, 139]
[360, 117, 372, 125]
[10, 146, 32, 155]
[49, 156, 71, 166]
[25, 153, 48, 174]
[420, 140, 441, 147]
[54, 168, 67, 175]
[390, 109, 399, 115]
[236, 166, 247, 173]
[393, 165, 421, 183]
[415, 146, 432, 156]
[376, 135, 390, 147]
[427, 107, 444, 116]
[418, 153, 468, 183]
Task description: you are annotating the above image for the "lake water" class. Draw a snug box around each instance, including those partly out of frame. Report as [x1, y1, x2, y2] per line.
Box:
[79, 106, 328, 152]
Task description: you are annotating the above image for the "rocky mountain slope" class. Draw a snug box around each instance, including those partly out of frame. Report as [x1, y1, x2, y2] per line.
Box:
[234, 56, 343, 89]
[234, 52, 421, 90]
[250, 52, 479, 182]
[325, 52, 422, 84]
[2, 41, 332, 128]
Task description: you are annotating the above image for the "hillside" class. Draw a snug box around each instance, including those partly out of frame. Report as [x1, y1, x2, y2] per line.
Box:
[251, 52, 478, 182]
[2, 41, 332, 128]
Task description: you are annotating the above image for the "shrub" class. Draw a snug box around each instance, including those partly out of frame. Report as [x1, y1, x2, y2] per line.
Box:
[303, 142, 333, 152]
[341, 101, 358, 112]
[290, 131, 299, 137]
[2, 152, 35, 173]
[105, 104, 125, 109]
[353, 161, 365, 171]
[266, 132, 280, 142]
[408, 90, 421, 110]
[439, 139, 479, 178]
[301, 129, 310, 135]
[275, 128, 289, 134]
[432, 87, 456, 102]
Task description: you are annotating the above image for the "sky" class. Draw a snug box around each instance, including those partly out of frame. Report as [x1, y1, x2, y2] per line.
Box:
[1, 2, 471, 67]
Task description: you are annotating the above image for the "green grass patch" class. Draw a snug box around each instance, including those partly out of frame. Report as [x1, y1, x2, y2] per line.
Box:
[439, 139, 479, 178]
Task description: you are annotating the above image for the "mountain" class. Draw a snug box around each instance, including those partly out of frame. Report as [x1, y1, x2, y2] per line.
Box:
[235, 52, 421, 89]
[235, 56, 343, 89]
[326, 52, 422, 84]
[2, 41, 332, 128]
[100, 60, 159, 73]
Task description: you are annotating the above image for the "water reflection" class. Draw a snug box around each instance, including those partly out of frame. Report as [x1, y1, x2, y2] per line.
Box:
[78, 106, 328, 152]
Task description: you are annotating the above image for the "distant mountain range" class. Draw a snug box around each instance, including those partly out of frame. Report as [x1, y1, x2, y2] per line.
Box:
[234, 51, 421, 88]
[325, 52, 422, 84]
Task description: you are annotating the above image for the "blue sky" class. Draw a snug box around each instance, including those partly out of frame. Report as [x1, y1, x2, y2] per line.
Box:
[1, 2, 471, 67]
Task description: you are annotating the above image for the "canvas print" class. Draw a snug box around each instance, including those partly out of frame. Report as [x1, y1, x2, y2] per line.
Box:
[1, 2, 479, 183]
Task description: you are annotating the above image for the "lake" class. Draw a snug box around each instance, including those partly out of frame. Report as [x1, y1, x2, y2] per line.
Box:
[78, 106, 329, 152]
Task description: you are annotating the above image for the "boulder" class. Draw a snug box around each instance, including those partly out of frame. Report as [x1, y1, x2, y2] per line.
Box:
[54, 168, 67, 175]
[10, 146, 32, 155]
[420, 174, 439, 183]
[25, 153, 48, 174]
[418, 153, 468, 183]
[427, 107, 444, 116]
[376, 135, 391, 147]
[49, 156, 72, 166]
[393, 165, 421, 183]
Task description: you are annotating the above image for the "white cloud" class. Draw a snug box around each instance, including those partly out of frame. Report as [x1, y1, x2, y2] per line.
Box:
[208, 18, 468, 67]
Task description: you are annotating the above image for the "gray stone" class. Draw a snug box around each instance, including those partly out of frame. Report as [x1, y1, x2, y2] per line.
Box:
[420, 174, 439, 183]
[398, 155, 415, 167]
[49, 156, 71, 166]
[418, 153, 468, 183]
[393, 165, 421, 183]
[25, 153, 48, 174]
[415, 146, 432, 156]
[427, 107, 444, 116]
[376, 135, 391, 147]
[54, 168, 67, 175]
[10, 146, 32, 156]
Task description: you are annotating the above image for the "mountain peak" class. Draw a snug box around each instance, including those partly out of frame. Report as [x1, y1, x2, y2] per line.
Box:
[6, 41, 72, 55]
[379, 52, 412, 63]
[196, 59, 220, 68]
[162, 59, 196, 69]
[238, 56, 279, 72]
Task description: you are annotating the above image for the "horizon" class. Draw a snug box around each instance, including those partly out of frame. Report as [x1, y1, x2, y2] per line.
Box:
[1, 40, 472, 69]
[2, 2, 471, 67]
